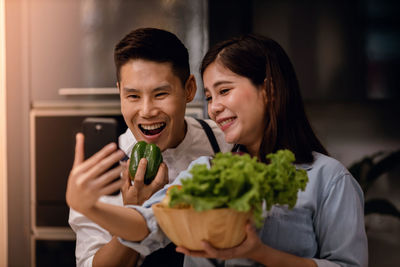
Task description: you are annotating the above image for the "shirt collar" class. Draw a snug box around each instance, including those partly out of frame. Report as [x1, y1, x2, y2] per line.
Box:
[233, 144, 314, 171]
[295, 162, 313, 171]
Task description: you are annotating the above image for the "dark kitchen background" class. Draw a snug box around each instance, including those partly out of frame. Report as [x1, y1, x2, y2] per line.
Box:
[3, 0, 400, 266]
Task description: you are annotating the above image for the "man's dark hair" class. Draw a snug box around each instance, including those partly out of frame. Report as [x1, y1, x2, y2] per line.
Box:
[114, 27, 190, 86]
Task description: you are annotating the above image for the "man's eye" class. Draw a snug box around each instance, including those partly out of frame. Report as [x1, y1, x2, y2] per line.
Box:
[128, 95, 139, 99]
[155, 92, 168, 98]
[205, 96, 212, 102]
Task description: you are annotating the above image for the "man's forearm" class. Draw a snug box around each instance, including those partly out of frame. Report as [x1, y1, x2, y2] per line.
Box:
[85, 202, 149, 241]
[93, 236, 139, 267]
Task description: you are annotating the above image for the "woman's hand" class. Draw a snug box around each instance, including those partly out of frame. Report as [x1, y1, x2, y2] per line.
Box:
[176, 222, 318, 267]
[66, 133, 125, 214]
[176, 222, 264, 261]
[121, 158, 169, 205]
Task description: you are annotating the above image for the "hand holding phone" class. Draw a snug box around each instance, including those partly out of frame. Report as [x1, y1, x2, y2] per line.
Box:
[82, 117, 122, 195]
[66, 132, 125, 214]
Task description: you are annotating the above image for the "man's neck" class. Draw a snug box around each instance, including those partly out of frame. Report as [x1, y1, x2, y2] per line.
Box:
[168, 119, 187, 149]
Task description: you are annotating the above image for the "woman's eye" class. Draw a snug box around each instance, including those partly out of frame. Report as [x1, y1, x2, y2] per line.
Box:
[220, 88, 230, 95]
[205, 95, 212, 102]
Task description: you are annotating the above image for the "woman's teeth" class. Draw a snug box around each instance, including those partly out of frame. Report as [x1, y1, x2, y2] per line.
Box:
[219, 118, 235, 127]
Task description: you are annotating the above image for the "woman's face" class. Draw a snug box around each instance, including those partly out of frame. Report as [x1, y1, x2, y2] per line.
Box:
[203, 61, 268, 156]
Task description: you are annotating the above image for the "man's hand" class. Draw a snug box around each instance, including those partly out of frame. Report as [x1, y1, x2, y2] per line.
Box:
[66, 133, 125, 214]
[121, 158, 169, 205]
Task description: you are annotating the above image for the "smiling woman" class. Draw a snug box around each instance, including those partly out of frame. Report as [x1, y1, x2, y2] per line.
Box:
[0, 0, 8, 265]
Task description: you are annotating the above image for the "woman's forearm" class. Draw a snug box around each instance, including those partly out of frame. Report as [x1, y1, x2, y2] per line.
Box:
[85, 201, 149, 241]
[250, 244, 317, 267]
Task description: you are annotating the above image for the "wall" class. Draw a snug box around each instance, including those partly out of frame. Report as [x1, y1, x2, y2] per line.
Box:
[5, 0, 31, 266]
[0, 0, 8, 265]
[305, 101, 400, 166]
[208, 1, 400, 266]
[28, 0, 208, 103]
[251, 0, 366, 101]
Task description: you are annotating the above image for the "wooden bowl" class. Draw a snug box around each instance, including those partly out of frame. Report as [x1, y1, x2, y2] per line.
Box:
[152, 203, 252, 251]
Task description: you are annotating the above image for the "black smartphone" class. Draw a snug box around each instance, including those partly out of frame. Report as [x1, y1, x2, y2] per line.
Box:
[82, 117, 120, 195]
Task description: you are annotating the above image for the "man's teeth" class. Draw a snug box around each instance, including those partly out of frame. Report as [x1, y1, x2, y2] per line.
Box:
[141, 123, 165, 130]
[220, 118, 235, 127]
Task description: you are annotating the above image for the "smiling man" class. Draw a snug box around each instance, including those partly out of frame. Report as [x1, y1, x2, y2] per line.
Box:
[119, 59, 190, 153]
[68, 28, 232, 267]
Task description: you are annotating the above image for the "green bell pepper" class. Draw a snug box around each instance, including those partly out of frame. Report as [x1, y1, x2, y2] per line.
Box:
[129, 141, 163, 185]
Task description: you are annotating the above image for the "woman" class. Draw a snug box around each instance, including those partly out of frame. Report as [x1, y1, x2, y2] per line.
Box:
[67, 34, 368, 266]
[172, 34, 368, 266]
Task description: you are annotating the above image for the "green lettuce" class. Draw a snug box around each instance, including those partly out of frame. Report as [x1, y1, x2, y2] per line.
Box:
[168, 150, 308, 226]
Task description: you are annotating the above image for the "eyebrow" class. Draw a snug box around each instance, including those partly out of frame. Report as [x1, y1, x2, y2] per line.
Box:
[122, 88, 140, 93]
[122, 85, 172, 93]
[204, 80, 234, 91]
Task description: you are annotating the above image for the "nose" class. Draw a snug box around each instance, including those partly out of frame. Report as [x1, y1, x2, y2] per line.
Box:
[139, 98, 158, 118]
[208, 98, 224, 118]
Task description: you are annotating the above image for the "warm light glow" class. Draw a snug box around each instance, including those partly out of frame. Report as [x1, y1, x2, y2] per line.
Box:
[0, 0, 8, 265]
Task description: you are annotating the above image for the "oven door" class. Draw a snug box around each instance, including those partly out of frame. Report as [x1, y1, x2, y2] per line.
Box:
[30, 108, 126, 266]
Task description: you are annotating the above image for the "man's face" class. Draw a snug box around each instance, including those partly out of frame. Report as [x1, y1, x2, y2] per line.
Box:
[119, 59, 195, 151]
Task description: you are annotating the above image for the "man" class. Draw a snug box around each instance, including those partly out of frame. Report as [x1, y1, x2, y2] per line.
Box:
[68, 28, 232, 266]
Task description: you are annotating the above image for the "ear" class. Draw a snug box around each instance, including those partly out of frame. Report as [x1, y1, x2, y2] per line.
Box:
[184, 74, 197, 103]
[262, 78, 274, 104]
[116, 82, 121, 93]
[260, 79, 268, 104]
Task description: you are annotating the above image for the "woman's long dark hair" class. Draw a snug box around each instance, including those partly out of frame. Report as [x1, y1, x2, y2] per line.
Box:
[201, 34, 328, 163]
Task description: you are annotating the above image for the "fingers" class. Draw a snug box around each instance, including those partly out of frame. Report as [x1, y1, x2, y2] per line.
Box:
[98, 175, 125, 196]
[148, 162, 168, 192]
[120, 160, 131, 191]
[175, 247, 207, 258]
[76, 141, 119, 176]
[92, 162, 125, 196]
[94, 163, 123, 187]
[177, 239, 242, 260]
[73, 133, 85, 168]
[201, 241, 224, 258]
[245, 222, 256, 236]
[175, 246, 189, 255]
[243, 222, 261, 249]
[176, 244, 215, 258]
[204, 241, 240, 260]
[132, 158, 147, 188]
[84, 149, 125, 179]
[71, 147, 124, 196]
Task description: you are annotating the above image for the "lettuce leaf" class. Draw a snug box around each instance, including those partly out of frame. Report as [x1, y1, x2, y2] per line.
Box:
[168, 149, 308, 226]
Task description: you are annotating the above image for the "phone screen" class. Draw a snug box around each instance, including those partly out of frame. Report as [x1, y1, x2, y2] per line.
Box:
[82, 117, 120, 195]
[82, 117, 119, 159]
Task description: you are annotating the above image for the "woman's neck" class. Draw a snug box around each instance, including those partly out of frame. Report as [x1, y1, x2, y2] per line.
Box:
[234, 143, 261, 160]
